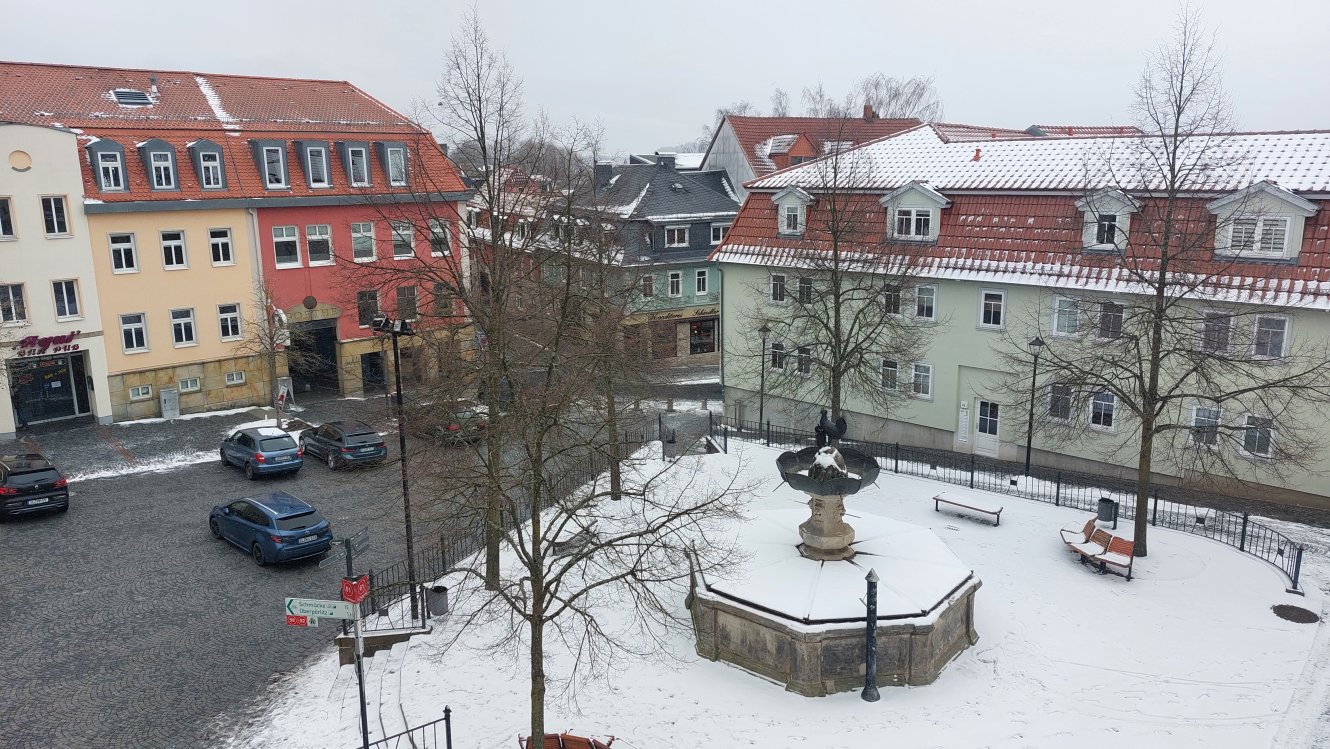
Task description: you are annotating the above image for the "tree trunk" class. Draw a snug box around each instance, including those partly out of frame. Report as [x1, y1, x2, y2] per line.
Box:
[484, 367, 502, 590]
[1133, 422, 1153, 558]
[528, 603, 545, 746]
[267, 330, 280, 430]
[605, 372, 622, 500]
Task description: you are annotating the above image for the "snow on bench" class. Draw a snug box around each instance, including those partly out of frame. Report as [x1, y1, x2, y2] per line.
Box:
[1060, 516, 1135, 581]
[933, 492, 1003, 526]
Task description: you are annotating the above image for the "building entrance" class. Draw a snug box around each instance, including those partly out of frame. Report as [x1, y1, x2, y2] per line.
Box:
[7, 352, 91, 426]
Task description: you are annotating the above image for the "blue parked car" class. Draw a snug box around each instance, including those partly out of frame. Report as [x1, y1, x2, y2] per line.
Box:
[208, 491, 333, 565]
[220, 426, 303, 480]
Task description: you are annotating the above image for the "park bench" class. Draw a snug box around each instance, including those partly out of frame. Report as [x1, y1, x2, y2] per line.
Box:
[933, 492, 1003, 526]
[521, 733, 614, 749]
[1059, 516, 1135, 581]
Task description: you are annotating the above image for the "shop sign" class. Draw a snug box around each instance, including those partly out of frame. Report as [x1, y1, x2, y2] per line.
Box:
[15, 331, 81, 358]
[645, 306, 720, 323]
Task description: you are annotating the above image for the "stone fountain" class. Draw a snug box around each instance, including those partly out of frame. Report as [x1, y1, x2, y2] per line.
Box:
[689, 413, 981, 696]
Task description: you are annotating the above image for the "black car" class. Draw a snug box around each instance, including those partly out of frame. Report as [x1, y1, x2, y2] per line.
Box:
[299, 420, 387, 469]
[0, 454, 69, 519]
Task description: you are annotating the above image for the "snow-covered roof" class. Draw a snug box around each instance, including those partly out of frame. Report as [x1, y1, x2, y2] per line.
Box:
[750, 126, 1330, 194]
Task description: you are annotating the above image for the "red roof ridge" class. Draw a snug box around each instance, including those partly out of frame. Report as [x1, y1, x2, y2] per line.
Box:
[0, 59, 354, 87]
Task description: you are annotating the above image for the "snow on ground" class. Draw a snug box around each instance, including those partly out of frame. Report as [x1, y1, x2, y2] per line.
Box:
[231, 441, 1330, 749]
[113, 405, 256, 426]
[68, 449, 217, 481]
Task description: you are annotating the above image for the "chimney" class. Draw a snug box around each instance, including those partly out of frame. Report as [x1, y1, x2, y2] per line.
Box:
[437, 141, 449, 157]
[594, 160, 614, 187]
[863, 103, 876, 121]
[972, 147, 982, 162]
[655, 151, 677, 171]
[149, 74, 159, 96]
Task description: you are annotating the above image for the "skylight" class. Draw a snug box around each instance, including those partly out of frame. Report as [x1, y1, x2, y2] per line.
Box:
[112, 89, 152, 107]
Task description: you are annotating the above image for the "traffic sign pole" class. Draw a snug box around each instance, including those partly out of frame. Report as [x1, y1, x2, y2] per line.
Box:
[342, 537, 371, 749]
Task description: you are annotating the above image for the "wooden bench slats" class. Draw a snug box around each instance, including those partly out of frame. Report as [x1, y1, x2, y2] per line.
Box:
[1060, 515, 1135, 581]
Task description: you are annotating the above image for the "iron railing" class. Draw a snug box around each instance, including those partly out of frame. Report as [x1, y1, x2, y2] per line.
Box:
[711, 415, 1306, 591]
[354, 706, 453, 749]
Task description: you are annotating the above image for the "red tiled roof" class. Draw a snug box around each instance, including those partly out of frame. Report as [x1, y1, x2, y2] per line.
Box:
[718, 115, 921, 176]
[1028, 124, 1144, 137]
[714, 192, 1330, 302]
[0, 61, 467, 199]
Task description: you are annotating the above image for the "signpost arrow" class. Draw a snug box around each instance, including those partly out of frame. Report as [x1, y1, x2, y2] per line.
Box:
[284, 597, 355, 620]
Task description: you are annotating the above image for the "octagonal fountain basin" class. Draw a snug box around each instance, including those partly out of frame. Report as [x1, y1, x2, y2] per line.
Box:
[690, 508, 981, 696]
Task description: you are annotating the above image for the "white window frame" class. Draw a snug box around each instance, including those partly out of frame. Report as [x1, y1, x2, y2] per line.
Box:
[797, 277, 813, 305]
[1240, 414, 1274, 459]
[171, 308, 197, 347]
[109, 233, 139, 273]
[217, 303, 243, 341]
[209, 228, 234, 266]
[428, 219, 450, 257]
[1090, 391, 1117, 431]
[0, 283, 27, 325]
[881, 286, 903, 316]
[351, 222, 376, 262]
[160, 230, 188, 270]
[710, 223, 730, 245]
[880, 359, 898, 390]
[52, 280, 80, 321]
[1227, 216, 1290, 259]
[768, 342, 786, 370]
[97, 152, 125, 191]
[893, 207, 933, 240]
[1048, 383, 1073, 422]
[665, 226, 689, 247]
[1093, 213, 1120, 247]
[199, 151, 224, 189]
[779, 203, 804, 235]
[179, 377, 201, 393]
[387, 147, 407, 186]
[41, 196, 70, 236]
[120, 313, 148, 353]
[390, 221, 415, 258]
[668, 271, 682, 297]
[224, 371, 246, 386]
[1253, 315, 1289, 359]
[695, 269, 709, 295]
[1097, 301, 1124, 340]
[911, 362, 933, 399]
[150, 151, 175, 189]
[262, 146, 288, 188]
[915, 285, 937, 321]
[796, 346, 812, 376]
[272, 225, 301, 268]
[979, 289, 1005, 329]
[305, 146, 330, 188]
[1053, 297, 1080, 336]
[305, 224, 334, 266]
[770, 273, 787, 304]
[1191, 404, 1221, 449]
[348, 147, 370, 186]
[129, 384, 153, 400]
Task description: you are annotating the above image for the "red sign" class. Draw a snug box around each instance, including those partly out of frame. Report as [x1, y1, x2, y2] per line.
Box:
[286, 614, 310, 627]
[341, 575, 369, 604]
[16, 331, 81, 358]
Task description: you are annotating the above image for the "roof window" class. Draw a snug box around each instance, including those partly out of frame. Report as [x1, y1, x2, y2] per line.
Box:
[112, 89, 152, 107]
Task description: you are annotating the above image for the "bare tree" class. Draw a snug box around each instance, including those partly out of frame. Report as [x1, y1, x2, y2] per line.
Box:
[802, 74, 943, 120]
[228, 280, 324, 428]
[1002, 6, 1330, 556]
[735, 100, 938, 431]
[769, 87, 790, 117]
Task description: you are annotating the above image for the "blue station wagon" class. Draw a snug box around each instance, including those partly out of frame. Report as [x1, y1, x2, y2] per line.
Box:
[208, 491, 333, 565]
[220, 426, 303, 480]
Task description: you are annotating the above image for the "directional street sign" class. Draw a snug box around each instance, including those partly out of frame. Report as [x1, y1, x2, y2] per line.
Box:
[285, 597, 355, 620]
[342, 575, 369, 604]
[318, 529, 371, 568]
[348, 528, 370, 554]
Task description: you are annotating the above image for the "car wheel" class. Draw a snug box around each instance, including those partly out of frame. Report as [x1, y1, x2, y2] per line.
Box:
[327, 453, 339, 470]
[209, 518, 222, 539]
[251, 543, 267, 566]
[244, 463, 257, 481]
[220, 449, 230, 467]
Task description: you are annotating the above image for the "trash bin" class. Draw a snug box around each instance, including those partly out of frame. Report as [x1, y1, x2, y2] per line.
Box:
[426, 585, 449, 618]
[1097, 498, 1119, 529]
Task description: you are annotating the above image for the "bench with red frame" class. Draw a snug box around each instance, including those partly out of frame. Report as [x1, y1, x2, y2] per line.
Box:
[1060, 516, 1135, 581]
[520, 733, 614, 749]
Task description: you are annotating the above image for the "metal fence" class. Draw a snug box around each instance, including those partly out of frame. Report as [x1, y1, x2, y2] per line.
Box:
[712, 415, 1306, 591]
[354, 706, 453, 749]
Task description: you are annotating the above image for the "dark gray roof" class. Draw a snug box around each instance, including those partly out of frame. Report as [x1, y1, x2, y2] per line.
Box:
[599, 163, 739, 222]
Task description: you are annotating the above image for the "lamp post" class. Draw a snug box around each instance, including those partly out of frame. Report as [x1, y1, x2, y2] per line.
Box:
[758, 323, 771, 430]
[1024, 336, 1045, 476]
[372, 314, 419, 619]
[862, 568, 880, 702]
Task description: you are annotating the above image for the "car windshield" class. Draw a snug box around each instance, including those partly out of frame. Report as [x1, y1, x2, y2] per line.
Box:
[276, 510, 326, 531]
[451, 409, 481, 421]
[344, 432, 381, 446]
[259, 436, 297, 451]
[6, 468, 60, 486]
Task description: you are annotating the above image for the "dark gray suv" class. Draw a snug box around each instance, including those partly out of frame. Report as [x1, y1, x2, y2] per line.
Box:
[0, 454, 69, 519]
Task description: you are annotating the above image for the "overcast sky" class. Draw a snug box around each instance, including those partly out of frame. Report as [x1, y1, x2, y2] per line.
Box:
[5, 0, 1328, 156]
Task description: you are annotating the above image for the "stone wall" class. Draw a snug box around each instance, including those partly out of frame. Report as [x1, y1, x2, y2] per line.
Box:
[107, 354, 275, 421]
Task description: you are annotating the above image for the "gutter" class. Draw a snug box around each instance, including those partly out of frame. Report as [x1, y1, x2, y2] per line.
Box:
[84, 190, 476, 214]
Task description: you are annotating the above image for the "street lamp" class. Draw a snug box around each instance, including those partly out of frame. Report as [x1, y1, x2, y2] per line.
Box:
[758, 323, 771, 430]
[862, 568, 880, 702]
[1024, 336, 1045, 476]
[372, 314, 420, 618]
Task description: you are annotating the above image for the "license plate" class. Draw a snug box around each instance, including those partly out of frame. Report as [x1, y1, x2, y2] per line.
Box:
[27, 498, 49, 506]
[275, 456, 291, 463]
[298, 535, 316, 544]
[359, 447, 375, 453]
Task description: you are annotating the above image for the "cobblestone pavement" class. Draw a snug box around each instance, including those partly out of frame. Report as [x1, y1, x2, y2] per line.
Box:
[0, 380, 720, 749]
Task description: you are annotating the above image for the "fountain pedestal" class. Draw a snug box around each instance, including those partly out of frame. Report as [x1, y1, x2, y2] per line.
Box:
[798, 493, 855, 560]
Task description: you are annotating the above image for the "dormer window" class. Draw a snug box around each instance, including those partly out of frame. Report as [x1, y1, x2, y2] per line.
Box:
[880, 181, 949, 242]
[376, 142, 407, 187]
[1208, 182, 1316, 261]
[772, 186, 814, 237]
[151, 153, 175, 188]
[187, 140, 227, 190]
[306, 146, 329, 188]
[263, 147, 287, 188]
[1076, 189, 1139, 253]
[349, 148, 369, 186]
[87, 139, 128, 192]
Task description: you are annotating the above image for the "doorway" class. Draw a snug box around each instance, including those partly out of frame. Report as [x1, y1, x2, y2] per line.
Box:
[288, 321, 339, 393]
[975, 399, 1000, 457]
